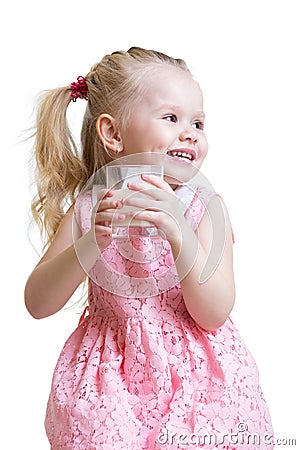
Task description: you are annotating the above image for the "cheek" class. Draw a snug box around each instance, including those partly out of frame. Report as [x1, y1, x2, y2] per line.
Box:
[121, 130, 146, 153]
[134, 125, 159, 147]
[200, 133, 209, 156]
[151, 128, 176, 151]
[140, 127, 170, 151]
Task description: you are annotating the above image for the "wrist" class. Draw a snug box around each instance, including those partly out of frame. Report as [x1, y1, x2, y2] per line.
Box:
[169, 219, 203, 277]
[168, 217, 191, 257]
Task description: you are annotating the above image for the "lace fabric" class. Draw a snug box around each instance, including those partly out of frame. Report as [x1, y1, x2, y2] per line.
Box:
[45, 186, 273, 449]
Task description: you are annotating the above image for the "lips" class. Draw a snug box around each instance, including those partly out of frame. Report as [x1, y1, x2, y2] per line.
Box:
[166, 148, 196, 162]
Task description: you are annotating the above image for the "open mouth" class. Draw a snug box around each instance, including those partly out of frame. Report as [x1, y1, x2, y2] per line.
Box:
[166, 149, 196, 162]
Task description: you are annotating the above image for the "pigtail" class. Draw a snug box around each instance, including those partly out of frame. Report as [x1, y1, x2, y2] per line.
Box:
[31, 86, 85, 247]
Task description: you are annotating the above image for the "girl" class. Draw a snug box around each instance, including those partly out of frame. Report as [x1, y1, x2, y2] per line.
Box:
[25, 47, 273, 449]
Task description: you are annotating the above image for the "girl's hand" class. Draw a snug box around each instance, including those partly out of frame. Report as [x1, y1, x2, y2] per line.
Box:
[124, 174, 186, 245]
[91, 188, 125, 250]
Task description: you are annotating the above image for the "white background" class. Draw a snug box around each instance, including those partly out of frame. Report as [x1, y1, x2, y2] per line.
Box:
[1, 0, 299, 448]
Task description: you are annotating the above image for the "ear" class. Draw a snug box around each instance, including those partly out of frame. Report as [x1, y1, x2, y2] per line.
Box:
[96, 114, 123, 154]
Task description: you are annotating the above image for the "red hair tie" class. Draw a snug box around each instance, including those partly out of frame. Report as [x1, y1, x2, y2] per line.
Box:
[70, 76, 88, 102]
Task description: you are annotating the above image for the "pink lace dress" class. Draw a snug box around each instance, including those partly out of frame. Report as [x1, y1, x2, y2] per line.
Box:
[45, 186, 273, 449]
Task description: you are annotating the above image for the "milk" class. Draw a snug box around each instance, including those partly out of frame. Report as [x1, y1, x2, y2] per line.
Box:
[111, 189, 153, 227]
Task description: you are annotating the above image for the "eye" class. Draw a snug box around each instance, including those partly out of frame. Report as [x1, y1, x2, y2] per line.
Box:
[192, 120, 204, 130]
[163, 114, 177, 123]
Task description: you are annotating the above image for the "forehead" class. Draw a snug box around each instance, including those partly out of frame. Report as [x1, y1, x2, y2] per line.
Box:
[141, 66, 203, 109]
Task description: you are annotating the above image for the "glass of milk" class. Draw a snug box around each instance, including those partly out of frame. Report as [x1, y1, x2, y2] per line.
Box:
[105, 164, 163, 238]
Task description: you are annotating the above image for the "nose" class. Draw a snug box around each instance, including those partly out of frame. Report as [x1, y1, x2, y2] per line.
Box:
[179, 124, 198, 143]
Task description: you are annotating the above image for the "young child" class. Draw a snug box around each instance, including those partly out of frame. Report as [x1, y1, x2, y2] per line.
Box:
[25, 47, 273, 449]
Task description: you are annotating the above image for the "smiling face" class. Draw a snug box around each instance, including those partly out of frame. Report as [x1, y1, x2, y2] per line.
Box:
[118, 65, 208, 172]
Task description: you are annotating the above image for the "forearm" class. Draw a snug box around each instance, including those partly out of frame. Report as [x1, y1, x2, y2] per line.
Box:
[25, 231, 99, 319]
[170, 220, 235, 331]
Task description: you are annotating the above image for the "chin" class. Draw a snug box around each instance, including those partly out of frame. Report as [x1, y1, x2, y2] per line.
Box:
[163, 158, 204, 185]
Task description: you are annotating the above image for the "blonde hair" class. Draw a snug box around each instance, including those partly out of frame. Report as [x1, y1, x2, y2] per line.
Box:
[31, 47, 190, 246]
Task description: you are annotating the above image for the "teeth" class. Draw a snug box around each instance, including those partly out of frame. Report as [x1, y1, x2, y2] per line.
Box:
[168, 151, 193, 160]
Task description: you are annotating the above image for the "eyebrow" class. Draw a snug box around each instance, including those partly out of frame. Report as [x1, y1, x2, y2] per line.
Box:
[155, 104, 206, 119]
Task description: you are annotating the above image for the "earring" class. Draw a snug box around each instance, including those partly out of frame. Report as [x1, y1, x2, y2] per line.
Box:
[102, 141, 122, 158]
[115, 143, 121, 153]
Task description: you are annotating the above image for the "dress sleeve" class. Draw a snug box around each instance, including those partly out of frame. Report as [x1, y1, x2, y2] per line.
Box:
[187, 187, 235, 244]
[185, 186, 217, 231]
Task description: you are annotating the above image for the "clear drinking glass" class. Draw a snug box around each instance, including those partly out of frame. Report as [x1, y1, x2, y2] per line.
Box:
[105, 164, 163, 238]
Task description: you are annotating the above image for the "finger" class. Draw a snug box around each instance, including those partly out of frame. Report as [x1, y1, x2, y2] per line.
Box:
[95, 211, 126, 223]
[96, 198, 123, 212]
[126, 181, 168, 202]
[123, 195, 158, 210]
[96, 188, 114, 201]
[127, 209, 157, 223]
[124, 186, 176, 206]
[93, 189, 116, 212]
[126, 210, 170, 240]
[95, 224, 113, 236]
[126, 176, 174, 200]
[126, 179, 157, 192]
[141, 173, 174, 193]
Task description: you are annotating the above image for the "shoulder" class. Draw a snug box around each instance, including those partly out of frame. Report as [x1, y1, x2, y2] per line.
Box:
[183, 186, 234, 245]
[197, 194, 234, 255]
[197, 195, 235, 288]
[182, 185, 218, 230]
